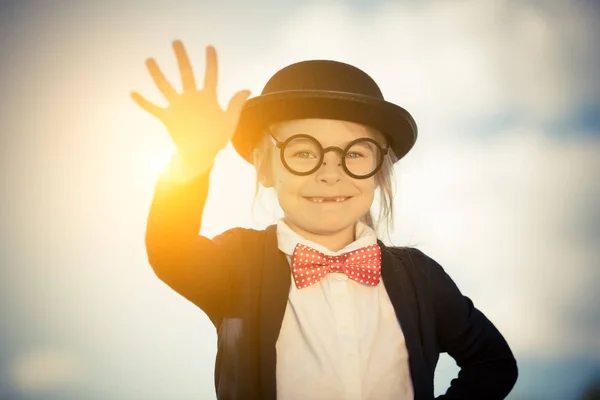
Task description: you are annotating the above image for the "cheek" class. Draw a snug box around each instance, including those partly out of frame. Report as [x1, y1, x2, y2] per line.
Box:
[355, 181, 377, 211]
[274, 178, 303, 198]
[360, 185, 376, 208]
[271, 165, 303, 198]
[359, 179, 377, 196]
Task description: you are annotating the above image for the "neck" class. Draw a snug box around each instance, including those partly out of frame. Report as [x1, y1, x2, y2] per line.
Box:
[283, 217, 357, 252]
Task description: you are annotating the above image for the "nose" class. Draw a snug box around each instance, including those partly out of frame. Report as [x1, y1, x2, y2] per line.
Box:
[315, 151, 344, 184]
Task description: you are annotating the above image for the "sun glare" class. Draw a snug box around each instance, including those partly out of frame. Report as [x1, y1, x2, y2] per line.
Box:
[138, 147, 173, 183]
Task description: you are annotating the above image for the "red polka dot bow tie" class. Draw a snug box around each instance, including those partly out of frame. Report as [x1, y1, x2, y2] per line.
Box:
[291, 243, 382, 289]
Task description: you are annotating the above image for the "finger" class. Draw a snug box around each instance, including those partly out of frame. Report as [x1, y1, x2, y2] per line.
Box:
[225, 90, 251, 136]
[204, 45, 218, 94]
[130, 91, 164, 119]
[146, 58, 178, 100]
[173, 40, 196, 92]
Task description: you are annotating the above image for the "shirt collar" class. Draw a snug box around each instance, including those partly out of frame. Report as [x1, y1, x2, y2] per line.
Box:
[276, 218, 378, 258]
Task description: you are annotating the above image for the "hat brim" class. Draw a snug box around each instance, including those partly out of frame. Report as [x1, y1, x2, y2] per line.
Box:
[232, 90, 418, 164]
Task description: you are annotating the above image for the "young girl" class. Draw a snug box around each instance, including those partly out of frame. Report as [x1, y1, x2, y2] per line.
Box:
[132, 40, 518, 400]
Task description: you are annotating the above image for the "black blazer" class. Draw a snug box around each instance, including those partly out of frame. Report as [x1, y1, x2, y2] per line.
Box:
[145, 168, 518, 400]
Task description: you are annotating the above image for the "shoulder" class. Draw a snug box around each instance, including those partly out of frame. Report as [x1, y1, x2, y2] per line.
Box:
[384, 245, 429, 267]
[384, 246, 468, 309]
[383, 245, 447, 280]
[211, 225, 279, 259]
[212, 226, 268, 247]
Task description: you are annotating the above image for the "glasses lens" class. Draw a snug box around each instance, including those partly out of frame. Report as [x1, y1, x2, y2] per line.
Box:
[283, 137, 322, 173]
[344, 139, 382, 177]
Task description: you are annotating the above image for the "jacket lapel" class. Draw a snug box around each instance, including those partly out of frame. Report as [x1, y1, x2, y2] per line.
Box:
[379, 241, 430, 399]
[258, 224, 291, 400]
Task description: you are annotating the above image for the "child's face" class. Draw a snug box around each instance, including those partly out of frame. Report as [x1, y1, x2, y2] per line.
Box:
[263, 118, 380, 237]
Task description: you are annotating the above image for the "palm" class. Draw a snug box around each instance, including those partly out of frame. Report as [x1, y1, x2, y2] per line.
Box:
[131, 41, 250, 161]
[161, 90, 231, 158]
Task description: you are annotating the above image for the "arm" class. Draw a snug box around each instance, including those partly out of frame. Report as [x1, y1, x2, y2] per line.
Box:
[145, 155, 233, 323]
[419, 250, 518, 399]
[132, 40, 251, 325]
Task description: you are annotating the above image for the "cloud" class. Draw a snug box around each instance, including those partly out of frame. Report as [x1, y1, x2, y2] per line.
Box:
[10, 348, 84, 394]
[264, 0, 599, 129]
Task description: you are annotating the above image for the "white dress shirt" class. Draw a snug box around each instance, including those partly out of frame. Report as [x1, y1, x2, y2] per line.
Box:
[275, 218, 414, 400]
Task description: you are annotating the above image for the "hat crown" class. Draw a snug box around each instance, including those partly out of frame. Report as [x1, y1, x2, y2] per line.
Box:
[262, 60, 384, 99]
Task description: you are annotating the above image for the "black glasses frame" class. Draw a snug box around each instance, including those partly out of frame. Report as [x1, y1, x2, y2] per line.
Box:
[268, 132, 389, 179]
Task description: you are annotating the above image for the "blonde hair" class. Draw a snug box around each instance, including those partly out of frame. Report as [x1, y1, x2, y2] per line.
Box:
[250, 120, 399, 237]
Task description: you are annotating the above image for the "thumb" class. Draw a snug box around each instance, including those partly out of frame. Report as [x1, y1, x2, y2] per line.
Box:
[225, 90, 251, 125]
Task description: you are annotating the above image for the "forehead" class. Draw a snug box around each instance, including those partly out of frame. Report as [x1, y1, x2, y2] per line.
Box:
[271, 118, 381, 146]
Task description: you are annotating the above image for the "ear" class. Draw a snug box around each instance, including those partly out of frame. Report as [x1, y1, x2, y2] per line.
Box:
[252, 147, 275, 188]
[258, 170, 274, 188]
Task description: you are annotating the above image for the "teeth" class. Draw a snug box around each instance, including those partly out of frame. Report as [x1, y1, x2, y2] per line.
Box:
[309, 197, 348, 203]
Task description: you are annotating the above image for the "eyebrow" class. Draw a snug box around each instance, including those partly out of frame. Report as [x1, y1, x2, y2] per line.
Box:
[276, 133, 377, 147]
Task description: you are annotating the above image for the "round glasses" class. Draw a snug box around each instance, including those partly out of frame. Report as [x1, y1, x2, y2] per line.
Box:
[269, 132, 389, 179]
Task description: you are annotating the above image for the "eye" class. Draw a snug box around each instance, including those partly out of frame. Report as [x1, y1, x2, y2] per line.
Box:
[293, 151, 317, 159]
[346, 152, 365, 159]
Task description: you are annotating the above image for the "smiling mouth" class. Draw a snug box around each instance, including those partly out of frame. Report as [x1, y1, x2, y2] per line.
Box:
[304, 197, 352, 203]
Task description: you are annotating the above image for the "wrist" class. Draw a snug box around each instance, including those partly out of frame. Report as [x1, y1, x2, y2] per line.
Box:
[164, 152, 214, 182]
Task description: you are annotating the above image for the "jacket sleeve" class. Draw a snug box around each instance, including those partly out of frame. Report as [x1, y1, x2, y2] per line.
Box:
[145, 161, 244, 326]
[418, 250, 519, 400]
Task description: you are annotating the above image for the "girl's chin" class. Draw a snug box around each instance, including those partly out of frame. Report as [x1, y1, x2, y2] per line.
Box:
[299, 219, 356, 234]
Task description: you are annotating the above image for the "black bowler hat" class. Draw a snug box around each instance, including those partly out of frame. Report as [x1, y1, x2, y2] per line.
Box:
[231, 59, 418, 165]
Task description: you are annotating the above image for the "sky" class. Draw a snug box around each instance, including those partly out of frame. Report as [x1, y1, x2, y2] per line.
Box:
[0, 0, 599, 399]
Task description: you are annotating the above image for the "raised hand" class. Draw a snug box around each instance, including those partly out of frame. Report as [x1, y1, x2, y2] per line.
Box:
[131, 40, 251, 167]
